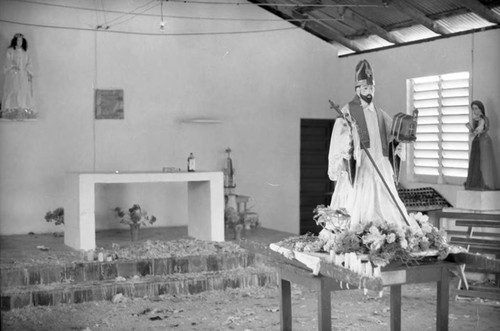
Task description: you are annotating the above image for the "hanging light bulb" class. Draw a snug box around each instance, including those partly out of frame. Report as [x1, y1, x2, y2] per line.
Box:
[160, 0, 165, 31]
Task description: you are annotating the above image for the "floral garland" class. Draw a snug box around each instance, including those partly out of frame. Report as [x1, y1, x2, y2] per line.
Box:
[314, 205, 449, 267]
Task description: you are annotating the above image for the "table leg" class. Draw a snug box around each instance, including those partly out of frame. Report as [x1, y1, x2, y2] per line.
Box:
[280, 277, 292, 331]
[436, 268, 449, 331]
[318, 279, 332, 331]
[390, 285, 402, 331]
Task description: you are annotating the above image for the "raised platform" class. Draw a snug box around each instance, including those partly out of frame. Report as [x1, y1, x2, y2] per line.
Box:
[456, 190, 500, 211]
[0, 252, 277, 311]
[0, 226, 293, 311]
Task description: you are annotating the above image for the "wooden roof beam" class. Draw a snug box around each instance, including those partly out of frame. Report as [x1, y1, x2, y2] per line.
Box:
[343, 8, 403, 44]
[456, 0, 500, 24]
[387, 0, 453, 35]
[305, 12, 363, 52]
[273, 2, 360, 52]
[293, 0, 324, 15]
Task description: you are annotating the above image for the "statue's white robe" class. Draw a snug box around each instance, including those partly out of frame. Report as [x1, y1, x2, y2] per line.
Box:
[328, 100, 415, 230]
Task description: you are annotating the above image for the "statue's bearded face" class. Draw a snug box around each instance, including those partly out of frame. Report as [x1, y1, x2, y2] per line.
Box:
[358, 84, 375, 104]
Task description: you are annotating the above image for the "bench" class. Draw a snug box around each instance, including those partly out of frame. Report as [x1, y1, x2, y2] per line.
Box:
[435, 210, 500, 301]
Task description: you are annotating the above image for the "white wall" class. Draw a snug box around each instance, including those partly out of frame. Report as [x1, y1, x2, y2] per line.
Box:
[1, 0, 499, 236]
[0, 0, 336, 235]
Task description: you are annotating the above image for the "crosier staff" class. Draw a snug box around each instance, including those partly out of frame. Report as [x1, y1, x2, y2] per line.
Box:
[329, 99, 410, 226]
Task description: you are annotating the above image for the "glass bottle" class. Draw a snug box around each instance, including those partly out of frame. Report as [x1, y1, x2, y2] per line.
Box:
[187, 153, 196, 172]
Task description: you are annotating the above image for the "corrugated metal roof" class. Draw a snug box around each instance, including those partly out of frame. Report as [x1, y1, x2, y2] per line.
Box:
[438, 12, 497, 33]
[389, 25, 440, 43]
[410, 0, 466, 16]
[249, 0, 500, 56]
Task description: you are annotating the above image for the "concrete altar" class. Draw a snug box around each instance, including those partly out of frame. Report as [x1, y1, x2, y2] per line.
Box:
[64, 172, 224, 250]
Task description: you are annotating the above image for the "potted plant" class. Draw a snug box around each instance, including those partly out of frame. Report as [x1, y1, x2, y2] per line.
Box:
[113, 204, 157, 242]
[44, 207, 64, 237]
[44, 207, 64, 225]
[225, 205, 244, 240]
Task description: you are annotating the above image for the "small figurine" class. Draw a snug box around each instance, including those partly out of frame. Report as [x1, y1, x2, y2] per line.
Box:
[223, 147, 235, 188]
[464, 100, 499, 190]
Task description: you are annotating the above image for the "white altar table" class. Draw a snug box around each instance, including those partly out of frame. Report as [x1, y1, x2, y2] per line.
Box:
[64, 172, 225, 250]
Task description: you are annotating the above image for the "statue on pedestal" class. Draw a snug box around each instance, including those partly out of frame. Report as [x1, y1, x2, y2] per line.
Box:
[464, 100, 499, 190]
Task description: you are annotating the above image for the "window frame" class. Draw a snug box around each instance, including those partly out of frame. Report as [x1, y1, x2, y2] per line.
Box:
[406, 72, 471, 186]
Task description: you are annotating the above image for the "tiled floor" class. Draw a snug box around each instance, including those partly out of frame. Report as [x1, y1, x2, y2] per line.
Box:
[0, 226, 294, 266]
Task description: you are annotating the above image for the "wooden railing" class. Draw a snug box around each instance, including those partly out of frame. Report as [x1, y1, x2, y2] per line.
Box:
[435, 210, 500, 301]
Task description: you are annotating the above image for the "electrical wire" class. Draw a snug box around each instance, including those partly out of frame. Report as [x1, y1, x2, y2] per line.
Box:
[6, 0, 383, 10]
[105, 0, 156, 25]
[164, 14, 341, 22]
[94, 0, 107, 30]
[0, 18, 299, 36]
[2, 0, 365, 22]
[169, 0, 381, 7]
[0, 0, 344, 34]
[98, 0, 109, 27]
[107, 1, 160, 28]
[105, 0, 158, 26]
[160, 0, 165, 30]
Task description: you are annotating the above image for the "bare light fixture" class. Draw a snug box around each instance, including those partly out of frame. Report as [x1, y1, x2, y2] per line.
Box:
[160, 0, 165, 31]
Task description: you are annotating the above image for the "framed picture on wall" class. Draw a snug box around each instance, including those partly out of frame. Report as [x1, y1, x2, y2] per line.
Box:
[95, 89, 124, 119]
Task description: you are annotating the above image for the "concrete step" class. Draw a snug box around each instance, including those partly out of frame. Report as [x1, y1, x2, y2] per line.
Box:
[1, 266, 278, 311]
[1, 252, 266, 289]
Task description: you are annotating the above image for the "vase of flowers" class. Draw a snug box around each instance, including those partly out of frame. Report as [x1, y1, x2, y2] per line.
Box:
[130, 223, 140, 242]
[44, 207, 65, 237]
[113, 204, 157, 242]
[44, 207, 64, 225]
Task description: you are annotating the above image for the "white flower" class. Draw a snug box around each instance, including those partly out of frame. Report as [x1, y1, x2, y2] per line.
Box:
[386, 233, 396, 244]
[369, 225, 380, 235]
[411, 224, 424, 236]
[421, 222, 433, 234]
[362, 226, 386, 251]
[411, 212, 429, 224]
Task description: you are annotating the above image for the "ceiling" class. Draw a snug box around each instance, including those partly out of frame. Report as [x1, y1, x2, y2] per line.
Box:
[247, 0, 500, 56]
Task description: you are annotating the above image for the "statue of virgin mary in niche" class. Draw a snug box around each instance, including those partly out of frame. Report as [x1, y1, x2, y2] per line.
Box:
[1, 33, 37, 120]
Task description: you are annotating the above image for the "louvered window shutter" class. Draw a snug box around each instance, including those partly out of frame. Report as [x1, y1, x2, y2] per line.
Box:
[409, 72, 470, 184]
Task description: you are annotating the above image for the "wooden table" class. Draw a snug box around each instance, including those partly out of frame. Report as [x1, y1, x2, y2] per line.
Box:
[238, 240, 459, 331]
[278, 259, 455, 331]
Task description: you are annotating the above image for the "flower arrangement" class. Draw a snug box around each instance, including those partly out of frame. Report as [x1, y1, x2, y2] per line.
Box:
[242, 212, 260, 230]
[313, 205, 350, 233]
[314, 205, 449, 267]
[44, 207, 64, 225]
[225, 206, 244, 240]
[113, 204, 157, 227]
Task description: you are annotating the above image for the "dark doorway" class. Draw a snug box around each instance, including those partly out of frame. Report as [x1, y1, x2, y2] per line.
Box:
[300, 119, 335, 235]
